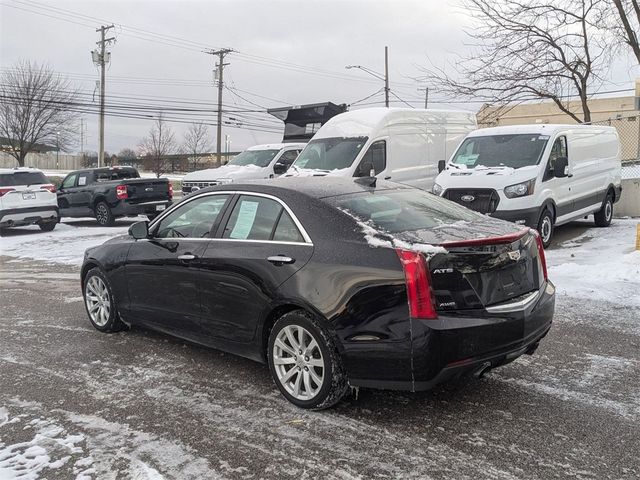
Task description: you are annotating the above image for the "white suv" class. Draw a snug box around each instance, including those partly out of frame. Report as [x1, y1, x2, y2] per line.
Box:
[0, 168, 59, 233]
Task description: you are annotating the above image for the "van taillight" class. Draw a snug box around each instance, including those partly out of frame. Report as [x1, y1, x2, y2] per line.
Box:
[168, 183, 173, 199]
[396, 249, 438, 320]
[41, 184, 56, 193]
[116, 185, 128, 200]
[0, 187, 15, 197]
[532, 230, 548, 281]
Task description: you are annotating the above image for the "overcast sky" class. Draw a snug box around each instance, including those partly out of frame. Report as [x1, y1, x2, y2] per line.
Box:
[1, 0, 638, 155]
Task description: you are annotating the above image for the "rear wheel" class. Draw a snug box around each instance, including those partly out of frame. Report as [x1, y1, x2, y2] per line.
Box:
[83, 268, 125, 332]
[594, 192, 613, 227]
[95, 201, 115, 226]
[268, 311, 348, 410]
[537, 208, 554, 248]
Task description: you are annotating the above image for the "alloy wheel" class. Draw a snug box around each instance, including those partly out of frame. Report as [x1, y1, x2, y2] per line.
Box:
[96, 204, 108, 225]
[272, 325, 325, 401]
[85, 275, 111, 327]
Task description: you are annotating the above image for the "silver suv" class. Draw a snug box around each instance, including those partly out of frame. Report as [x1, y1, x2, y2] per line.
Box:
[0, 168, 59, 233]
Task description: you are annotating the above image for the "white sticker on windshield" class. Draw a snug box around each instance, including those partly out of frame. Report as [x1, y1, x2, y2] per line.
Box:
[229, 200, 258, 240]
[230, 201, 259, 239]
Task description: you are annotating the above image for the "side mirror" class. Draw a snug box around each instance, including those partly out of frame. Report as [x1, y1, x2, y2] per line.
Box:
[438, 160, 446, 173]
[273, 162, 288, 175]
[128, 220, 149, 239]
[554, 157, 568, 178]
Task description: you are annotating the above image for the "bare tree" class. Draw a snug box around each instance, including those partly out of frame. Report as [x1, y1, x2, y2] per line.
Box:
[139, 115, 176, 178]
[0, 61, 79, 166]
[420, 0, 609, 124]
[610, 0, 640, 64]
[183, 122, 211, 171]
[117, 148, 139, 167]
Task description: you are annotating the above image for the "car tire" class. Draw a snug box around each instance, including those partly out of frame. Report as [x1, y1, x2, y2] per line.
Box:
[38, 221, 56, 232]
[95, 201, 115, 226]
[537, 208, 554, 248]
[83, 267, 126, 333]
[268, 310, 348, 410]
[594, 192, 613, 227]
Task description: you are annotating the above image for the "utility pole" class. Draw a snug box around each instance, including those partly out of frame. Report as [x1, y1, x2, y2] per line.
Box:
[384, 46, 389, 108]
[93, 25, 115, 168]
[205, 48, 233, 165]
[418, 87, 429, 109]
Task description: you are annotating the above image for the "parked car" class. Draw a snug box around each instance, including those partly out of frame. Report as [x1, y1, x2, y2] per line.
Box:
[57, 166, 173, 226]
[283, 108, 477, 190]
[181, 143, 306, 194]
[80, 178, 554, 409]
[433, 124, 622, 247]
[0, 167, 58, 234]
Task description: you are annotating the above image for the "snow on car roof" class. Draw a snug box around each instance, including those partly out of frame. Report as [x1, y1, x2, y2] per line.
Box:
[245, 143, 306, 151]
[0, 167, 45, 174]
[468, 123, 617, 137]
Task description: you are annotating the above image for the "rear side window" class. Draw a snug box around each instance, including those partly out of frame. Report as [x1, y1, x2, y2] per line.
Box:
[273, 211, 304, 243]
[96, 169, 139, 181]
[77, 173, 90, 186]
[329, 189, 481, 233]
[0, 171, 48, 186]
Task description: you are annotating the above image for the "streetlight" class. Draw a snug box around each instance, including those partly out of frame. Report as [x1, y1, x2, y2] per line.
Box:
[345, 46, 390, 107]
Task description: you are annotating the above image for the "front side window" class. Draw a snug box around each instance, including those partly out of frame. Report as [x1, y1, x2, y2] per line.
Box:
[544, 136, 568, 181]
[451, 134, 549, 169]
[355, 140, 386, 176]
[292, 137, 368, 172]
[62, 174, 77, 189]
[222, 195, 305, 242]
[154, 194, 229, 238]
[228, 150, 279, 168]
[278, 150, 299, 167]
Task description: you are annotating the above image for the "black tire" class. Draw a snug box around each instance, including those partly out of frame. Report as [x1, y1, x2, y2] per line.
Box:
[95, 201, 115, 226]
[594, 192, 613, 227]
[82, 267, 126, 333]
[536, 208, 554, 248]
[268, 310, 348, 410]
[38, 221, 56, 232]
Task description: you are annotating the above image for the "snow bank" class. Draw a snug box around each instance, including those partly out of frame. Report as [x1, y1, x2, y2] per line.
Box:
[546, 219, 640, 307]
[0, 220, 134, 265]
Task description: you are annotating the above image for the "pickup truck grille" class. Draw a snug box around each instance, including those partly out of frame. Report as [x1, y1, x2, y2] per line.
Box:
[443, 189, 500, 214]
[182, 181, 221, 193]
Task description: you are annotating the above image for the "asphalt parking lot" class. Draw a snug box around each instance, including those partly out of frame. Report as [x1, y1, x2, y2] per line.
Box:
[1, 221, 639, 479]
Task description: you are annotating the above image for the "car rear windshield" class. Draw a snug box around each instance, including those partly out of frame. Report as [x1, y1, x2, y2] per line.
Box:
[0, 171, 48, 186]
[327, 188, 481, 233]
[451, 134, 549, 169]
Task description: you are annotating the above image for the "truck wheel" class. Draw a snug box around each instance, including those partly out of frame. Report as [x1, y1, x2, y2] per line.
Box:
[95, 201, 115, 226]
[268, 310, 348, 410]
[38, 221, 56, 232]
[594, 193, 613, 227]
[537, 208, 554, 248]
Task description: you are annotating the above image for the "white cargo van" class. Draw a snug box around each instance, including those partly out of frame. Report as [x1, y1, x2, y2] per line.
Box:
[433, 124, 622, 246]
[284, 108, 477, 190]
[182, 143, 306, 194]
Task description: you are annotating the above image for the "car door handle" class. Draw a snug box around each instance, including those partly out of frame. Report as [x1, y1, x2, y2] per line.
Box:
[178, 254, 197, 261]
[267, 255, 295, 265]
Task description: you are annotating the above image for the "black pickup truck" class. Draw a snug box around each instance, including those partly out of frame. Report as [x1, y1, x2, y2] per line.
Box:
[57, 166, 173, 226]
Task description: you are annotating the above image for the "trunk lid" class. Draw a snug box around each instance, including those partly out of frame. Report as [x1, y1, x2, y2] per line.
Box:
[119, 178, 171, 203]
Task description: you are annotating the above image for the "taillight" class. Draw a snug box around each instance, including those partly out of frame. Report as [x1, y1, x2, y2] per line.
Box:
[116, 185, 128, 200]
[532, 230, 548, 281]
[168, 183, 173, 199]
[0, 187, 15, 197]
[40, 184, 56, 193]
[396, 249, 438, 320]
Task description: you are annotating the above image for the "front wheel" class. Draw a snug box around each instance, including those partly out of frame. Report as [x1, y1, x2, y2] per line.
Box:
[268, 311, 348, 410]
[594, 193, 613, 227]
[95, 201, 115, 226]
[83, 268, 125, 332]
[537, 208, 554, 248]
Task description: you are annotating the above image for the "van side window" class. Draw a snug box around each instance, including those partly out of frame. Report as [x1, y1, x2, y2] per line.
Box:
[545, 136, 567, 181]
[355, 140, 386, 177]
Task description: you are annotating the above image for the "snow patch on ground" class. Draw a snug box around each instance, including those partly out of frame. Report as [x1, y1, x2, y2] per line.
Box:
[546, 219, 640, 307]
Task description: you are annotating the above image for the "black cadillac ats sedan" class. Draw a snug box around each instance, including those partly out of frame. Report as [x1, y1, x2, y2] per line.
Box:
[81, 178, 554, 409]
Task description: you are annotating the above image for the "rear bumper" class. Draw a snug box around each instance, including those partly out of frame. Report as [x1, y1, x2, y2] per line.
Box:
[489, 206, 541, 228]
[0, 205, 59, 227]
[348, 281, 555, 392]
[112, 199, 172, 216]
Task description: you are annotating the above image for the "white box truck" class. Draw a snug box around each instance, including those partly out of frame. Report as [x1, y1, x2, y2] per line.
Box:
[432, 124, 622, 246]
[284, 108, 477, 190]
